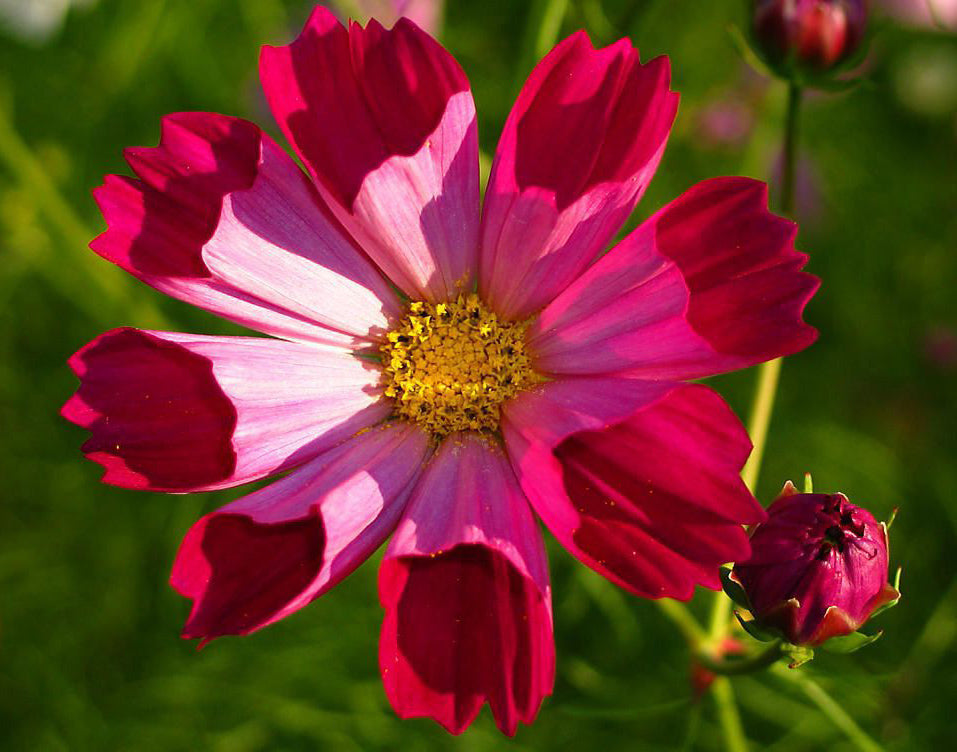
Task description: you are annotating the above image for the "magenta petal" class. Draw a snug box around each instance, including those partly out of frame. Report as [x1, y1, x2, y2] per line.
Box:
[93, 112, 400, 345]
[529, 177, 818, 378]
[479, 31, 678, 319]
[504, 381, 764, 599]
[171, 422, 430, 641]
[261, 8, 479, 302]
[62, 328, 390, 491]
[379, 434, 553, 735]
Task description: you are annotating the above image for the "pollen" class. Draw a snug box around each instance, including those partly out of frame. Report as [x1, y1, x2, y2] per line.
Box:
[380, 294, 540, 436]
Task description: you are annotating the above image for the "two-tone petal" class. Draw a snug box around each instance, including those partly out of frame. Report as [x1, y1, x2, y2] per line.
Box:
[171, 422, 431, 641]
[528, 177, 819, 378]
[480, 31, 678, 319]
[62, 329, 390, 491]
[379, 433, 554, 735]
[503, 380, 765, 599]
[261, 8, 480, 302]
[93, 112, 401, 346]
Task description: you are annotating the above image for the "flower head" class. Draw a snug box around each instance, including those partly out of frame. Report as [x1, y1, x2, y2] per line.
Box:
[753, 0, 869, 73]
[63, 6, 818, 734]
[732, 484, 898, 646]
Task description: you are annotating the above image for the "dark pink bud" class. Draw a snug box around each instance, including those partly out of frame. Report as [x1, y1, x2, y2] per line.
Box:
[754, 0, 868, 72]
[732, 483, 898, 646]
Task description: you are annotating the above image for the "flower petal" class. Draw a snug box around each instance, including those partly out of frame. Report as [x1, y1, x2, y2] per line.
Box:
[503, 381, 764, 599]
[261, 8, 479, 302]
[93, 112, 400, 345]
[529, 177, 819, 378]
[379, 433, 553, 735]
[479, 31, 678, 319]
[62, 328, 390, 492]
[171, 423, 430, 641]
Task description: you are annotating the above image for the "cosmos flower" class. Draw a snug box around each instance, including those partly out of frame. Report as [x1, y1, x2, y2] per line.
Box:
[732, 484, 898, 646]
[753, 0, 869, 72]
[63, 7, 818, 735]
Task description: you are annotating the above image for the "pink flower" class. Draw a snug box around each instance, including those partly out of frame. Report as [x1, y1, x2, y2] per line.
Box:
[63, 8, 818, 735]
[732, 485, 898, 646]
[753, 0, 869, 72]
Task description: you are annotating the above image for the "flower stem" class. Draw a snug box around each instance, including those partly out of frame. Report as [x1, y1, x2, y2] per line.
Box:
[771, 665, 884, 752]
[697, 641, 785, 676]
[709, 76, 805, 642]
[780, 80, 803, 218]
[706, 76, 805, 752]
[712, 678, 750, 752]
[655, 599, 707, 646]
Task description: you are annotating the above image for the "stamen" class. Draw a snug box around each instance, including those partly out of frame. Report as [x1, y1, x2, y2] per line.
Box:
[380, 294, 541, 436]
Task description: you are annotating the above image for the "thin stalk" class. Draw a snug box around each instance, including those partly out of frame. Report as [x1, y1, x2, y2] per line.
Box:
[780, 80, 803, 217]
[697, 641, 785, 677]
[771, 665, 884, 752]
[654, 599, 707, 646]
[712, 678, 750, 752]
[708, 78, 805, 643]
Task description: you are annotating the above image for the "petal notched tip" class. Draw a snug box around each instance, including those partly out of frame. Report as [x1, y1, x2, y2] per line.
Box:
[61, 328, 238, 491]
[259, 4, 469, 211]
[172, 511, 326, 642]
[379, 544, 554, 736]
[657, 176, 820, 366]
[91, 112, 262, 280]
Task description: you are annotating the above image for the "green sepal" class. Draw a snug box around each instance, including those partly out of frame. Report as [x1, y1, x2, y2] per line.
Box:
[784, 645, 814, 668]
[720, 567, 752, 610]
[803, 473, 814, 494]
[870, 568, 903, 619]
[820, 629, 884, 654]
[735, 611, 779, 643]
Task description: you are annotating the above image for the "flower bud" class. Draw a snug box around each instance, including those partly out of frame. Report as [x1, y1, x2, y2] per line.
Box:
[753, 0, 869, 73]
[732, 484, 898, 646]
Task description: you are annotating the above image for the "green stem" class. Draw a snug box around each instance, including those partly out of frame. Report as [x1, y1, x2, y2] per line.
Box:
[771, 665, 884, 752]
[654, 599, 707, 646]
[708, 77, 805, 644]
[780, 80, 803, 217]
[697, 641, 785, 677]
[713, 678, 750, 752]
[705, 77, 805, 752]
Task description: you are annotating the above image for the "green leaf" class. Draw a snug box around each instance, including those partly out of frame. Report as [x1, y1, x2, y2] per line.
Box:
[820, 630, 884, 654]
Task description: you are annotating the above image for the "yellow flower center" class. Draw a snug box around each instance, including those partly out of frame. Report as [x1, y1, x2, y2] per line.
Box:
[380, 294, 540, 436]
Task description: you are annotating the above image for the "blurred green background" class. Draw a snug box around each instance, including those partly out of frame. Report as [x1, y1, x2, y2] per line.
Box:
[1, 0, 955, 749]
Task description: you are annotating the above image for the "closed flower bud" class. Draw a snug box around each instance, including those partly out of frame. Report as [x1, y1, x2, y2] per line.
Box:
[753, 0, 869, 73]
[732, 484, 898, 646]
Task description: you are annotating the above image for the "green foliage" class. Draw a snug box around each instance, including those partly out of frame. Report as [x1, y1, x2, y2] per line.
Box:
[2, 1, 956, 750]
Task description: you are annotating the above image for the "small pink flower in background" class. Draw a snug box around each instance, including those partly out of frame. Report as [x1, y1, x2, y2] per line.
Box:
[879, 0, 957, 30]
[732, 484, 898, 646]
[695, 99, 756, 149]
[63, 7, 818, 734]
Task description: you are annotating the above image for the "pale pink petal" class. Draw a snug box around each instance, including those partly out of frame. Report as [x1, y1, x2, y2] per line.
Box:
[503, 381, 764, 599]
[261, 8, 479, 302]
[171, 422, 431, 641]
[62, 328, 389, 492]
[93, 112, 401, 346]
[479, 31, 678, 319]
[379, 433, 553, 735]
[529, 177, 819, 378]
